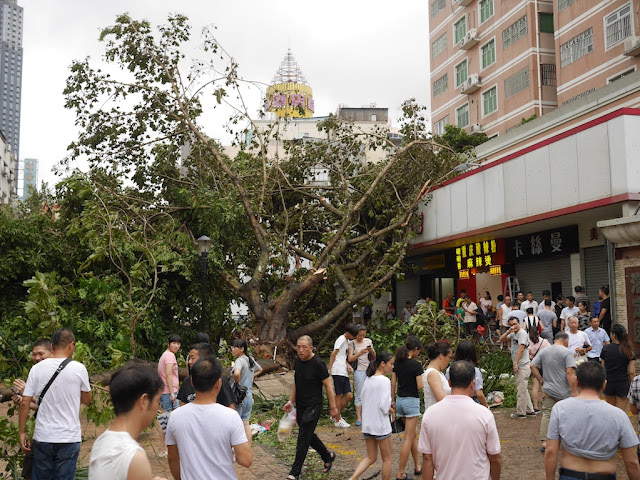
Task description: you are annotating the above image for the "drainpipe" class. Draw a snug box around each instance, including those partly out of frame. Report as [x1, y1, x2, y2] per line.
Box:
[534, 0, 543, 117]
[605, 238, 617, 324]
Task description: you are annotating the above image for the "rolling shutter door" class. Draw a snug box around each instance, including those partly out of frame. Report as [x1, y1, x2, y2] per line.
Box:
[395, 273, 420, 312]
[584, 246, 609, 305]
[515, 256, 572, 299]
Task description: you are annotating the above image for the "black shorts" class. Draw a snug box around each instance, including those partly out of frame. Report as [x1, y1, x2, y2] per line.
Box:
[604, 380, 630, 398]
[333, 375, 352, 395]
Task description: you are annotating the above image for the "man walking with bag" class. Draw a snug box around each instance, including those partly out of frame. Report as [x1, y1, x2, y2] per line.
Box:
[19, 328, 92, 480]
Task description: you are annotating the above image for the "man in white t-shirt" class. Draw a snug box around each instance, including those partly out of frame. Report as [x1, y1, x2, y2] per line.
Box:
[19, 329, 92, 480]
[520, 292, 538, 315]
[89, 365, 167, 480]
[462, 294, 478, 337]
[566, 316, 591, 357]
[419, 360, 502, 480]
[498, 295, 513, 333]
[166, 356, 252, 480]
[560, 296, 579, 332]
[328, 324, 358, 428]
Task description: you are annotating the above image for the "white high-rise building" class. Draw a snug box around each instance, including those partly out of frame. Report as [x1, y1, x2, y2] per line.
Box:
[0, 0, 23, 176]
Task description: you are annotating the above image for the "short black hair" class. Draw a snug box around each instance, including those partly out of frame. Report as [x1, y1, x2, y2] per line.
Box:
[566, 295, 575, 303]
[600, 285, 610, 295]
[33, 338, 52, 351]
[345, 324, 359, 337]
[508, 316, 520, 324]
[52, 328, 75, 349]
[544, 299, 552, 306]
[542, 290, 551, 297]
[460, 290, 467, 295]
[191, 355, 223, 392]
[194, 332, 210, 344]
[191, 342, 215, 357]
[449, 360, 476, 389]
[556, 294, 564, 301]
[110, 365, 163, 415]
[168, 334, 182, 344]
[497, 295, 504, 302]
[576, 361, 606, 391]
[574, 286, 584, 293]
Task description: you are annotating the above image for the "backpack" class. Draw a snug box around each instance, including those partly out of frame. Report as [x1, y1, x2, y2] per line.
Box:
[526, 315, 543, 334]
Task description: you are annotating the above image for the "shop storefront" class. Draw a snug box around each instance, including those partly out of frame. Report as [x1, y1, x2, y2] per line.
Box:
[507, 226, 578, 300]
[454, 238, 509, 303]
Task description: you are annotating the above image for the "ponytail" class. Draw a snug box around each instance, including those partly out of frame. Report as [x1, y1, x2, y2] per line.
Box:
[366, 351, 393, 377]
[426, 340, 451, 360]
[232, 338, 255, 368]
[612, 324, 634, 361]
[395, 336, 423, 361]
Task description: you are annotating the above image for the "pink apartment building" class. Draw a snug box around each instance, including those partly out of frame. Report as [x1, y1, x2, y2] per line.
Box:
[429, 0, 640, 136]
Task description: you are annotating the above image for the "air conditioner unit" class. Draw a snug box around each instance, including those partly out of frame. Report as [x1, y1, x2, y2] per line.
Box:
[460, 28, 479, 50]
[470, 123, 483, 134]
[624, 36, 640, 56]
[461, 74, 481, 94]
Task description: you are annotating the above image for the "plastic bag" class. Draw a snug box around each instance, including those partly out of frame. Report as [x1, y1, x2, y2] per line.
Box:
[486, 391, 504, 406]
[278, 409, 296, 442]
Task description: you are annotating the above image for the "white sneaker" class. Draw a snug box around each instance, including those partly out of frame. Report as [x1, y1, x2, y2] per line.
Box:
[334, 417, 350, 428]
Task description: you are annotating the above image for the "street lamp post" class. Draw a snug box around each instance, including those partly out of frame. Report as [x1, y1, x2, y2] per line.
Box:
[196, 235, 212, 333]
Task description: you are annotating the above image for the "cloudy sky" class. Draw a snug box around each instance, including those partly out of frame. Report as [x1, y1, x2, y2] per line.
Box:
[19, 0, 429, 186]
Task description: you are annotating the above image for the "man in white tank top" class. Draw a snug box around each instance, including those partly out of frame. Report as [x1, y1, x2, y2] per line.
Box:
[89, 364, 167, 480]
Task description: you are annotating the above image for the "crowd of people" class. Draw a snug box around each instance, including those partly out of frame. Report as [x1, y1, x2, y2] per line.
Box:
[10, 279, 640, 480]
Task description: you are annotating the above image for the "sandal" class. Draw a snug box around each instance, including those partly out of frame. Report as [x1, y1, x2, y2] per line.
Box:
[323, 452, 337, 473]
[414, 468, 422, 475]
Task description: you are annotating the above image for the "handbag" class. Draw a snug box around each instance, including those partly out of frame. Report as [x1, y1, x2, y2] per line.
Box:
[229, 377, 248, 404]
[33, 358, 72, 419]
[349, 342, 358, 370]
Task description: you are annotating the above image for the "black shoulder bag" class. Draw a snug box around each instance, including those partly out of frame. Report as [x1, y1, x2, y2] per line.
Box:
[33, 358, 72, 419]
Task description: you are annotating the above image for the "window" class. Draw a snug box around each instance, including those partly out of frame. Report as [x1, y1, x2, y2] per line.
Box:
[433, 116, 450, 135]
[560, 28, 593, 67]
[558, 0, 577, 12]
[456, 104, 470, 127]
[605, 4, 632, 49]
[455, 60, 468, 87]
[504, 67, 530, 98]
[541, 64, 556, 85]
[432, 33, 448, 57]
[431, 0, 446, 17]
[480, 0, 494, 23]
[539, 13, 554, 33]
[503, 16, 528, 49]
[433, 74, 449, 97]
[454, 17, 467, 44]
[371, 114, 377, 121]
[608, 68, 636, 83]
[483, 87, 498, 115]
[481, 40, 496, 69]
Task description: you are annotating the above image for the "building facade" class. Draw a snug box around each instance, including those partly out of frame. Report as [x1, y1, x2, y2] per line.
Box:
[0, 0, 22, 165]
[0, 130, 16, 203]
[429, 0, 640, 137]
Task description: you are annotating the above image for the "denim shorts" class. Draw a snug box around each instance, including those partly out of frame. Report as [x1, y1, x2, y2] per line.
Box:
[395, 396, 421, 418]
[363, 432, 392, 440]
[160, 393, 179, 411]
[237, 392, 254, 421]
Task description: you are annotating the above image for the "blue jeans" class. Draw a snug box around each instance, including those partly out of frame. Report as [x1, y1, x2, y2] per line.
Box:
[160, 393, 178, 411]
[32, 441, 81, 480]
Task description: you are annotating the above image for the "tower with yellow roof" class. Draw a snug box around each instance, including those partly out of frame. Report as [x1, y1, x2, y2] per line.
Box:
[264, 49, 314, 118]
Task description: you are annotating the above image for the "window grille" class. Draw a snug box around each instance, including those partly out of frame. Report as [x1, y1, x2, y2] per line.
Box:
[560, 28, 593, 67]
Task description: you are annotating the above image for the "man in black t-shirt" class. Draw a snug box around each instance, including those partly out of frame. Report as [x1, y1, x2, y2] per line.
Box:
[598, 286, 612, 336]
[177, 342, 235, 408]
[284, 335, 340, 480]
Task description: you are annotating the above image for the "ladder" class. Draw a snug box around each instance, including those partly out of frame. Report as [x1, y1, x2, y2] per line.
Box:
[504, 276, 520, 300]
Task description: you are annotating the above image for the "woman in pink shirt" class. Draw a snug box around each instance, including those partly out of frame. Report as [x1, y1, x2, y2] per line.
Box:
[157, 334, 181, 457]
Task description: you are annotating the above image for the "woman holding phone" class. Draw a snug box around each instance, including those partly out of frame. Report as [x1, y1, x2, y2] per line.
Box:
[348, 324, 376, 427]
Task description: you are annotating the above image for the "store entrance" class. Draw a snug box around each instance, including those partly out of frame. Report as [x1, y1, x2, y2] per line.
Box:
[420, 276, 455, 306]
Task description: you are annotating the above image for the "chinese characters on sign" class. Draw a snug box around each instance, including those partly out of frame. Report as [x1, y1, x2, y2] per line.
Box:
[459, 269, 470, 279]
[490, 265, 502, 276]
[456, 240, 497, 271]
[625, 267, 640, 344]
[264, 93, 315, 113]
[506, 226, 579, 262]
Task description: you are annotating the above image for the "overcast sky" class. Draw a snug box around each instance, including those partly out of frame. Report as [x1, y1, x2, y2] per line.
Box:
[19, 0, 429, 187]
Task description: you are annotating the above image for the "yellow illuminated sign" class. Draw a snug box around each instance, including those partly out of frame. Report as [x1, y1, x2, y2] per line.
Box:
[459, 269, 470, 279]
[490, 265, 502, 276]
[456, 239, 497, 271]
